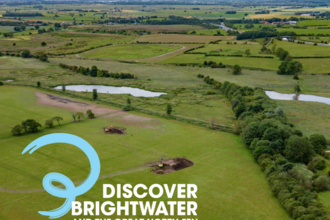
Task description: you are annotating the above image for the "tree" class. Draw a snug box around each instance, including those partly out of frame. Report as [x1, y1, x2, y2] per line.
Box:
[294, 82, 301, 92]
[39, 53, 48, 62]
[90, 66, 98, 77]
[77, 112, 84, 121]
[35, 25, 40, 30]
[21, 50, 31, 58]
[235, 102, 246, 119]
[52, 116, 63, 125]
[21, 119, 42, 133]
[71, 112, 77, 122]
[244, 49, 251, 56]
[122, 97, 132, 111]
[310, 134, 327, 155]
[276, 48, 289, 61]
[62, 84, 66, 92]
[284, 135, 314, 163]
[92, 89, 98, 100]
[97, 69, 104, 77]
[41, 42, 47, 46]
[272, 44, 277, 54]
[284, 55, 293, 61]
[277, 61, 303, 75]
[45, 119, 54, 128]
[86, 109, 95, 119]
[37, 81, 41, 87]
[232, 64, 242, 75]
[166, 103, 172, 116]
[11, 125, 24, 136]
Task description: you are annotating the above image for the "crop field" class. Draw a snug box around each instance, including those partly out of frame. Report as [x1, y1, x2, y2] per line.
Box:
[81, 44, 182, 59]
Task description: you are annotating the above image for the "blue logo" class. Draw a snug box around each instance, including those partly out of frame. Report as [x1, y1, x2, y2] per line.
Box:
[22, 133, 101, 219]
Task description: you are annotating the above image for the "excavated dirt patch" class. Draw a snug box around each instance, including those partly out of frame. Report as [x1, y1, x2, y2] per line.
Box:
[147, 158, 194, 175]
[103, 127, 126, 134]
[35, 92, 161, 128]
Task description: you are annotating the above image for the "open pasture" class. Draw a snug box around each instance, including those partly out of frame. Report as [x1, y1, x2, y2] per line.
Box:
[161, 54, 281, 70]
[277, 27, 330, 35]
[273, 40, 330, 57]
[135, 34, 233, 43]
[81, 44, 182, 59]
[0, 86, 291, 220]
[194, 41, 263, 56]
[276, 100, 330, 139]
[39, 32, 135, 55]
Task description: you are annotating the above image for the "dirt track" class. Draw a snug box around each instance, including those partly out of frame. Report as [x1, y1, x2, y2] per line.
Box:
[35, 92, 158, 125]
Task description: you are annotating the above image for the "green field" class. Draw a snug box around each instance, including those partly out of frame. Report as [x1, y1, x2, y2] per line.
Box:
[194, 41, 264, 56]
[273, 40, 330, 57]
[161, 54, 281, 70]
[2, 2, 330, 218]
[276, 100, 330, 139]
[0, 86, 291, 220]
[81, 44, 182, 59]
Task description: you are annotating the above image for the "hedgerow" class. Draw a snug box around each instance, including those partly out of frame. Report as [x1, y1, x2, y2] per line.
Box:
[199, 76, 330, 219]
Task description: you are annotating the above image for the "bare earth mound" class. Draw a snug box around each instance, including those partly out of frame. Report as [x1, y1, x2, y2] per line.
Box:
[103, 126, 126, 134]
[147, 158, 194, 175]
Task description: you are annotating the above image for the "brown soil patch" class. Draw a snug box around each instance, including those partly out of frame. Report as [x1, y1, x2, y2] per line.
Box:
[147, 158, 194, 175]
[35, 92, 118, 115]
[35, 92, 161, 128]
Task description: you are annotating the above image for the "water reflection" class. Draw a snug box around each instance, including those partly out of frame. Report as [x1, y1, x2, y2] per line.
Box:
[54, 85, 166, 97]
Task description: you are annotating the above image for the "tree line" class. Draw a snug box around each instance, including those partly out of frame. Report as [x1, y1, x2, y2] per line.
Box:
[198, 76, 330, 219]
[11, 110, 95, 136]
[59, 63, 135, 79]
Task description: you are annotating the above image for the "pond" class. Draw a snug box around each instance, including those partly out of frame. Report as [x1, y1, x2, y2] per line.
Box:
[54, 85, 166, 97]
[265, 91, 330, 105]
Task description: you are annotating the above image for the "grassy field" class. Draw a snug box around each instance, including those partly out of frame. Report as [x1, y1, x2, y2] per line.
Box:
[161, 54, 281, 70]
[0, 86, 291, 220]
[81, 44, 182, 59]
[194, 41, 263, 56]
[135, 34, 233, 43]
[273, 40, 330, 57]
[277, 27, 330, 35]
[40, 32, 135, 55]
[0, 32, 135, 55]
[0, 56, 235, 126]
[276, 100, 330, 139]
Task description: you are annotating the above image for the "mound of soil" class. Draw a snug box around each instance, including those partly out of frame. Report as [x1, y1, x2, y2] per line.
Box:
[147, 158, 194, 175]
[103, 127, 126, 134]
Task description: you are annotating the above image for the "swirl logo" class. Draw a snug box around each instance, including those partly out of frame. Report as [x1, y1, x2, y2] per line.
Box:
[22, 133, 101, 219]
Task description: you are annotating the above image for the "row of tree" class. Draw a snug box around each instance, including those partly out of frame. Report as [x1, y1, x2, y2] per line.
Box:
[12, 110, 96, 136]
[198, 76, 330, 219]
[59, 63, 135, 79]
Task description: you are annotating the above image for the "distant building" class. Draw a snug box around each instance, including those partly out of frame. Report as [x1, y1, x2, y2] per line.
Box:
[287, 21, 297, 25]
[301, 14, 311, 16]
[218, 49, 222, 52]
[281, 36, 293, 40]
[265, 21, 270, 25]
